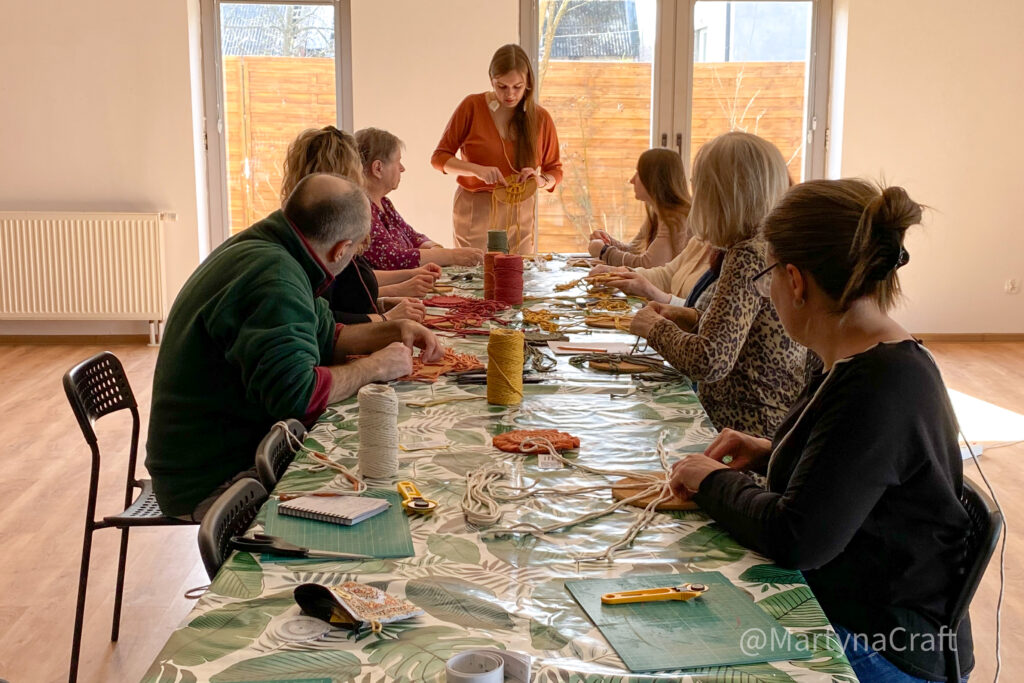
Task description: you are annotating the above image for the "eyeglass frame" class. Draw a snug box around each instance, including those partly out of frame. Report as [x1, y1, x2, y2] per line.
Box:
[750, 261, 781, 298]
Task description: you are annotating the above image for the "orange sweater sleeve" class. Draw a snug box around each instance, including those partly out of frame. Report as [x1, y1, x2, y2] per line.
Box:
[536, 106, 563, 190]
[431, 95, 474, 174]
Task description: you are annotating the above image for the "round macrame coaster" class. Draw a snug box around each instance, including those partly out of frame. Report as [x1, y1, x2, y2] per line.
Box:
[612, 475, 699, 511]
[588, 359, 654, 373]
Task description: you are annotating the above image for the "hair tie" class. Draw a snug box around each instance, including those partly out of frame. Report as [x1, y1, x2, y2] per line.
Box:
[894, 246, 910, 270]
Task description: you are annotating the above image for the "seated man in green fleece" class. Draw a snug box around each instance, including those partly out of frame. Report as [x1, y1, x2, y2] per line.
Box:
[146, 173, 442, 521]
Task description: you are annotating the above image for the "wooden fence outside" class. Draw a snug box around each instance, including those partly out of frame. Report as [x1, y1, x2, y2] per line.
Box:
[223, 57, 805, 252]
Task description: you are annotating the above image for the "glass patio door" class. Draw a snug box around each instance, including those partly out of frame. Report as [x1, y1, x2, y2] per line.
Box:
[532, 0, 664, 254]
[202, 0, 353, 241]
[524, 0, 830, 253]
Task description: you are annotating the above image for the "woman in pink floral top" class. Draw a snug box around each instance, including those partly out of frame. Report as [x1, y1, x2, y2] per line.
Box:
[356, 128, 484, 270]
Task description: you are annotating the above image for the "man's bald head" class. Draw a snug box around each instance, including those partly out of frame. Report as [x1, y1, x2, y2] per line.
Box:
[283, 173, 370, 247]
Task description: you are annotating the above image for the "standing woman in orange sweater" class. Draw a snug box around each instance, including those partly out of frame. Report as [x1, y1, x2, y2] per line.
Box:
[431, 44, 563, 254]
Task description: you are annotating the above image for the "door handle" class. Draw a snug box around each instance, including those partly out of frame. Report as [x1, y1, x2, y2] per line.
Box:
[661, 133, 668, 147]
[676, 133, 683, 156]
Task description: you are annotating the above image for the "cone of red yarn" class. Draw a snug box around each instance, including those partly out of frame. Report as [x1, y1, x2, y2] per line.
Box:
[483, 251, 501, 300]
[493, 254, 524, 306]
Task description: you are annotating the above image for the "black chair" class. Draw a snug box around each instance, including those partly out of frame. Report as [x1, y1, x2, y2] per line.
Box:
[63, 351, 196, 683]
[255, 418, 306, 491]
[198, 478, 268, 579]
[944, 478, 1003, 683]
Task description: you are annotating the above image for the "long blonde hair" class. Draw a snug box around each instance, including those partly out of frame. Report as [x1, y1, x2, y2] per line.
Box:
[689, 132, 789, 248]
[280, 126, 363, 203]
[489, 44, 537, 170]
[636, 148, 692, 248]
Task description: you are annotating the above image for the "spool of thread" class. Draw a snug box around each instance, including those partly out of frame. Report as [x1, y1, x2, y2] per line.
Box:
[357, 384, 399, 480]
[483, 251, 500, 300]
[493, 254, 524, 306]
[487, 230, 509, 254]
[487, 329, 524, 405]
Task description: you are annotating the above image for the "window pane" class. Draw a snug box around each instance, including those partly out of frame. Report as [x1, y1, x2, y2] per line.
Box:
[536, 0, 658, 254]
[220, 3, 336, 233]
[692, 1, 811, 181]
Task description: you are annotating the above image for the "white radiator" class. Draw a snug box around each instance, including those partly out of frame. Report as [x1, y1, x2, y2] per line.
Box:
[0, 211, 166, 339]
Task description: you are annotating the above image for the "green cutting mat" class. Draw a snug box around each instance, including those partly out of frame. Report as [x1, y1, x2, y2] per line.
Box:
[263, 490, 413, 560]
[566, 571, 811, 672]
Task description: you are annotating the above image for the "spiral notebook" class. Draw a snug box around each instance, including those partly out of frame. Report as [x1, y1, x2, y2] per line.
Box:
[278, 495, 390, 526]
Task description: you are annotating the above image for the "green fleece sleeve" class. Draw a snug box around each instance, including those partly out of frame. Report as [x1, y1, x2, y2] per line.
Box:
[209, 274, 325, 420]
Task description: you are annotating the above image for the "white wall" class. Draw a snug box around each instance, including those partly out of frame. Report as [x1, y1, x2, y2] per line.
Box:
[0, 0, 206, 336]
[1, 0, 1021, 335]
[834, 0, 1024, 333]
[350, 0, 519, 246]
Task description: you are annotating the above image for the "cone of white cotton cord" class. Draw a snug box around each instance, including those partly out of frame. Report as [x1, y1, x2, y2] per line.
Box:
[357, 384, 400, 480]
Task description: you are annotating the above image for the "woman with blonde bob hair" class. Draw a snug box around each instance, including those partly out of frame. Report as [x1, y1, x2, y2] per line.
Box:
[587, 148, 692, 268]
[432, 44, 563, 254]
[280, 126, 440, 323]
[626, 131, 806, 438]
[671, 179, 973, 682]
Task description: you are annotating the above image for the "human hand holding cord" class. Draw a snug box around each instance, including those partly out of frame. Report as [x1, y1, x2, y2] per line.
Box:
[475, 164, 507, 186]
[702, 428, 772, 471]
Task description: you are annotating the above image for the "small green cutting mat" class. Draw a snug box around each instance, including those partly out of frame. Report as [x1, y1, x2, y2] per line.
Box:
[263, 490, 413, 560]
[566, 571, 811, 672]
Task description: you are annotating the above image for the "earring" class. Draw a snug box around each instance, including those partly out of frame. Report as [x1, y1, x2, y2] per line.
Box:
[793, 297, 805, 309]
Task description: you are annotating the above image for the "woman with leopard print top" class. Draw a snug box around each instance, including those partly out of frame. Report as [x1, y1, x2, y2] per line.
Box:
[621, 132, 806, 438]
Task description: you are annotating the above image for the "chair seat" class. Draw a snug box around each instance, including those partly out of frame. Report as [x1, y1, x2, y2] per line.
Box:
[103, 479, 195, 527]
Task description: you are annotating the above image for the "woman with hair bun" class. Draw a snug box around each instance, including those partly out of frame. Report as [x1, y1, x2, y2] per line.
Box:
[671, 179, 973, 682]
[431, 44, 562, 254]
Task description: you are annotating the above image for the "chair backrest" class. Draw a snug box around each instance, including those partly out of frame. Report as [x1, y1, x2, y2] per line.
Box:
[63, 351, 138, 447]
[948, 478, 1002, 629]
[255, 419, 307, 491]
[197, 478, 268, 579]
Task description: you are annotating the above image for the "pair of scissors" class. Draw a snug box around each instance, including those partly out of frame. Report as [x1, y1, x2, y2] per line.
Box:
[229, 533, 371, 560]
[601, 582, 710, 605]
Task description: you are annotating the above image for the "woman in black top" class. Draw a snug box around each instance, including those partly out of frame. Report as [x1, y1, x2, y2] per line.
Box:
[671, 180, 972, 682]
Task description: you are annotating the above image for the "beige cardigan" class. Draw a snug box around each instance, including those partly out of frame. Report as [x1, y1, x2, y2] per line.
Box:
[634, 237, 714, 304]
[602, 214, 689, 269]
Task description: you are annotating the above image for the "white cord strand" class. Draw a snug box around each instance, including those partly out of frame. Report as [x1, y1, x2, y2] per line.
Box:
[273, 421, 366, 494]
[461, 435, 676, 562]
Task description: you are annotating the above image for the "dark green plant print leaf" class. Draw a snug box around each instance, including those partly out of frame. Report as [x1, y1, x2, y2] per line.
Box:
[405, 577, 514, 630]
[158, 592, 295, 667]
[211, 551, 263, 599]
[426, 534, 481, 564]
[688, 662, 797, 682]
[757, 586, 830, 627]
[209, 650, 361, 682]
[139, 661, 198, 683]
[737, 563, 805, 588]
[673, 524, 746, 568]
[363, 625, 503, 681]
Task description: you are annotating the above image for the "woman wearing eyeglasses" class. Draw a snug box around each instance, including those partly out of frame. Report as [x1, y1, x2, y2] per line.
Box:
[670, 179, 973, 682]
[626, 132, 806, 438]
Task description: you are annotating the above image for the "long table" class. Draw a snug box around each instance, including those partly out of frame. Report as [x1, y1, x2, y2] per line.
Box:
[141, 258, 855, 682]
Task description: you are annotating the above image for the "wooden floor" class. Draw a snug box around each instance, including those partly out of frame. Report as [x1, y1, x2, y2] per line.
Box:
[0, 342, 1020, 682]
